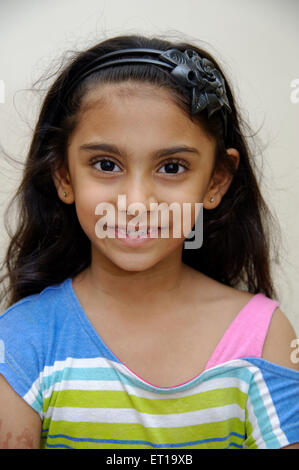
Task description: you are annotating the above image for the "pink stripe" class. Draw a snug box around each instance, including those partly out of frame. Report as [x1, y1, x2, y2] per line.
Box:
[203, 293, 279, 372]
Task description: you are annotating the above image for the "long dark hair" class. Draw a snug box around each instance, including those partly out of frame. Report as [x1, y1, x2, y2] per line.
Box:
[0, 33, 282, 309]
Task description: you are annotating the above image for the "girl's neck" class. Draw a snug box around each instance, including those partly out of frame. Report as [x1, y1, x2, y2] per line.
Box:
[72, 252, 196, 319]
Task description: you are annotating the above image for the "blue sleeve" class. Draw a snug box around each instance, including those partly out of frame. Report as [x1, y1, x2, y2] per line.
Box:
[0, 298, 45, 418]
[243, 358, 299, 449]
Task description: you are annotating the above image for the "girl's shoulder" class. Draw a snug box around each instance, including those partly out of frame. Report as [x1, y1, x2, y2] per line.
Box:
[0, 278, 70, 331]
[187, 267, 256, 320]
[262, 305, 299, 372]
[192, 269, 299, 373]
[0, 278, 71, 417]
[0, 278, 74, 399]
[186, 267, 278, 353]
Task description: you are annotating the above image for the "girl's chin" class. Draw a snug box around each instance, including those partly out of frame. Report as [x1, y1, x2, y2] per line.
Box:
[103, 249, 166, 272]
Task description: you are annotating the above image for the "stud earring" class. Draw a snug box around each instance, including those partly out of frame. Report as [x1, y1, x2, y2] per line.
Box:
[209, 196, 215, 203]
[63, 191, 68, 197]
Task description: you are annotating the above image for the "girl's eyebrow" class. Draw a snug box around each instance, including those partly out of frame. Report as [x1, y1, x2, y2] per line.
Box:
[79, 142, 201, 159]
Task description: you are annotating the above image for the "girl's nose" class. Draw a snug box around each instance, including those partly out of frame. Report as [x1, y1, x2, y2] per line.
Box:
[121, 179, 158, 211]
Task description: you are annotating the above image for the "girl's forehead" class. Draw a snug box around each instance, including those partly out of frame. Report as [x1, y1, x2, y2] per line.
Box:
[76, 102, 204, 142]
[77, 83, 200, 132]
[70, 81, 214, 149]
[80, 81, 176, 114]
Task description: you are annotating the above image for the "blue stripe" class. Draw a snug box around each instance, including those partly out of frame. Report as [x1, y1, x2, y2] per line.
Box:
[44, 431, 245, 448]
[117, 364, 253, 393]
[244, 357, 299, 447]
[246, 374, 280, 448]
[227, 442, 243, 449]
[45, 441, 243, 449]
[41, 366, 121, 391]
[39, 360, 253, 395]
[30, 398, 43, 414]
[46, 443, 76, 449]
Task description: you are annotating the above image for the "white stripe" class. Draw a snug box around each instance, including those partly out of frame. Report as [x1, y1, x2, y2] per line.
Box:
[24, 357, 113, 404]
[245, 393, 267, 448]
[42, 356, 111, 376]
[44, 402, 244, 427]
[25, 356, 253, 405]
[23, 378, 41, 406]
[112, 357, 254, 386]
[42, 375, 249, 401]
[41, 356, 255, 380]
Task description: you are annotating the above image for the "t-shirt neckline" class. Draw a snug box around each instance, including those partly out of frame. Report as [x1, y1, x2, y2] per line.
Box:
[64, 276, 260, 391]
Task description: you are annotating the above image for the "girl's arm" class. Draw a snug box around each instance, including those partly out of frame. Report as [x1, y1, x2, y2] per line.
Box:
[262, 307, 299, 449]
[0, 374, 41, 449]
[262, 307, 299, 373]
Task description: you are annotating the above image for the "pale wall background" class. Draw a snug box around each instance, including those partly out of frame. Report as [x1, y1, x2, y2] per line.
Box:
[0, 0, 298, 335]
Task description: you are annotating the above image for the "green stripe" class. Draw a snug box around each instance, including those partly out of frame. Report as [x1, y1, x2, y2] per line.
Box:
[43, 387, 247, 414]
[42, 417, 245, 446]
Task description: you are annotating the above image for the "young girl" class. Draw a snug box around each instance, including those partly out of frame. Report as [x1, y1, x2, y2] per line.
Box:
[0, 34, 298, 450]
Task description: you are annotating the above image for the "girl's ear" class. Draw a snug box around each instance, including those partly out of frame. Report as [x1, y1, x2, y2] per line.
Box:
[203, 148, 240, 210]
[51, 162, 75, 204]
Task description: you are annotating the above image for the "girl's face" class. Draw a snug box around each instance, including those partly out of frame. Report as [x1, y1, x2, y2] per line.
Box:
[54, 82, 239, 273]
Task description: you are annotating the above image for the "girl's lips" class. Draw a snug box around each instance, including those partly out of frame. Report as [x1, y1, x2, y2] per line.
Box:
[106, 226, 163, 246]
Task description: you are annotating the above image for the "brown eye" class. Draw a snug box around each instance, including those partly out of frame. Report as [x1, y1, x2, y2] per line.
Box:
[158, 159, 190, 175]
[90, 158, 122, 173]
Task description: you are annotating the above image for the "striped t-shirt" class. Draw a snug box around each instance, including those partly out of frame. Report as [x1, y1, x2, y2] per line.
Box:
[0, 277, 298, 449]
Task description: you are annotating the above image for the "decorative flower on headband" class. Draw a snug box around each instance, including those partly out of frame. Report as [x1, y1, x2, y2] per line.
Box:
[159, 49, 232, 133]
